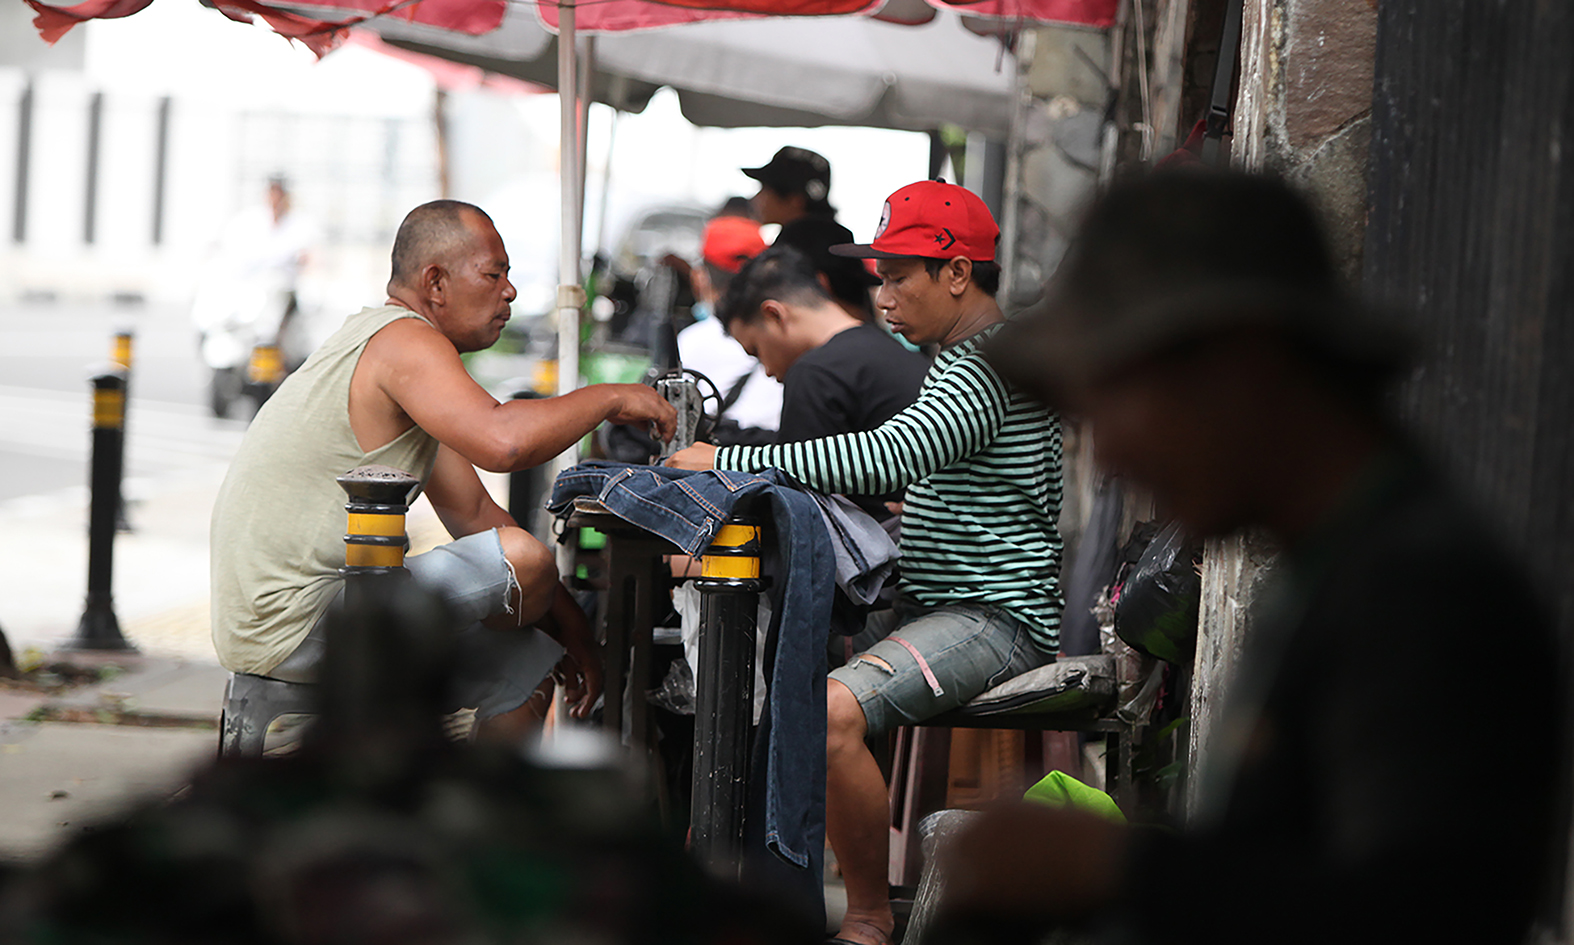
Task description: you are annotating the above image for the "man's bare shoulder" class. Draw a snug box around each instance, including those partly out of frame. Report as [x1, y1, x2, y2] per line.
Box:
[358, 314, 461, 376]
[365, 312, 445, 349]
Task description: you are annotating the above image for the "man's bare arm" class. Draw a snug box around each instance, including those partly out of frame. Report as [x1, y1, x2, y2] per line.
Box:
[423, 444, 514, 539]
[362, 319, 675, 472]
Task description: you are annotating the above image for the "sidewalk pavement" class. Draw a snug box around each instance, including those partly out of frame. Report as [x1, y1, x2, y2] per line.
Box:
[0, 655, 227, 863]
[0, 457, 459, 865]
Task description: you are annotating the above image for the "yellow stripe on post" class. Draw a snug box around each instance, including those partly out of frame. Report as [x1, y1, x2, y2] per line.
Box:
[111, 334, 132, 368]
[248, 345, 285, 385]
[92, 389, 125, 429]
[346, 512, 406, 538]
[701, 555, 761, 580]
[345, 544, 405, 569]
[711, 524, 760, 549]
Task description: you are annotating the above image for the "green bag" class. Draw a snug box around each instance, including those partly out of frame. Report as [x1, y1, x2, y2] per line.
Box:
[1023, 770, 1126, 824]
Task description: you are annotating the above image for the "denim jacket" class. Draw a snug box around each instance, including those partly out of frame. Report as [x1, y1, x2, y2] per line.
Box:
[548, 462, 833, 896]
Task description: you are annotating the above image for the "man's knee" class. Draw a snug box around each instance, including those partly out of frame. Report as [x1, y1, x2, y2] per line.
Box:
[498, 526, 555, 584]
[497, 526, 557, 618]
[828, 679, 869, 755]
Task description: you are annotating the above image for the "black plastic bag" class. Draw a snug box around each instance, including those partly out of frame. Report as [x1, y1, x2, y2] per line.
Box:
[1114, 522, 1204, 663]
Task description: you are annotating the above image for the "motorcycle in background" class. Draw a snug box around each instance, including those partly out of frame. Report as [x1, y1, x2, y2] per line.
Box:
[191, 177, 315, 419]
[192, 269, 298, 419]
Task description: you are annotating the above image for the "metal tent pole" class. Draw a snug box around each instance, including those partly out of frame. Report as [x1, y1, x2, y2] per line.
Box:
[553, 2, 585, 575]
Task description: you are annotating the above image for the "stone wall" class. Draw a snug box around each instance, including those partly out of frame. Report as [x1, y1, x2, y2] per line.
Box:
[1235, 0, 1377, 278]
[1183, 0, 1378, 813]
[1001, 26, 1110, 313]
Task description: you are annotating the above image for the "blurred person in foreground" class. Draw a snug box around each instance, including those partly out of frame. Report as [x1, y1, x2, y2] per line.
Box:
[678, 212, 783, 444]
[670, 181, 1064, 945]
[744, 146, 879, 320]
[944, 171, 1562, 944]
[210, 200, 676, 745]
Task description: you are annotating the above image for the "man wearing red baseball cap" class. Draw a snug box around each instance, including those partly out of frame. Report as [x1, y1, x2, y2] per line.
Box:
[670, 180, 1064, 945]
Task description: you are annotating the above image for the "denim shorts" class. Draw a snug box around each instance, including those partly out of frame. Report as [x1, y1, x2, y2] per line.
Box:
[830, 597, 1050, 737]
[270, 528, 563, 720]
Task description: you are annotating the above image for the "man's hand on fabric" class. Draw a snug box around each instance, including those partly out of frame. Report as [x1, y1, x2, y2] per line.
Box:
[665, 443, 718, 471]
[606, 383, 678, 443]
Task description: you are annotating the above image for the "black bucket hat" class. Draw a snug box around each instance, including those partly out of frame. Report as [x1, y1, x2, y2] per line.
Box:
[989, 170, 1410, 403]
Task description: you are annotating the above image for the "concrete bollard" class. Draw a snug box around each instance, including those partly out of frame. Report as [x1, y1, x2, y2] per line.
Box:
[690, 509, 769, 877]
[71, 368, 135, 651]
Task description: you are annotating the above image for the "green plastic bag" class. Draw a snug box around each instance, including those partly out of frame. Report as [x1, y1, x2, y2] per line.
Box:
[1023, 770, 1127, 824]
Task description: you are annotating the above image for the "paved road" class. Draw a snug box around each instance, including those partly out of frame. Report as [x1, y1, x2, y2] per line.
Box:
[0, 300, 248, 505]
[0, 299, 248, 657]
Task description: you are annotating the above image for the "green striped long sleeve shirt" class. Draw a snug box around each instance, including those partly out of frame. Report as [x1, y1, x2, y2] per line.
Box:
[715, 325, 1064, 654]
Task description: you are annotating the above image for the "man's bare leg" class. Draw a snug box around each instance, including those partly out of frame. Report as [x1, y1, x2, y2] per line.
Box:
[475, 526, 603, 730]
[483, 526, 559, 630]
[473, 673, 553, 745]
[827, 679, 895, 945]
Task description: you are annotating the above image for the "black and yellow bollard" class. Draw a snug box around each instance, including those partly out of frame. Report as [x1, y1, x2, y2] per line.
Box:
[247, 343, 285, 406]
[109, 330, 133, 532]
[71, 368, 134, 651]
[690, 510, 769, 877]
[218, 465, 421, 758]
[321, 464, 431, 756]
[336, 464, 420, 575]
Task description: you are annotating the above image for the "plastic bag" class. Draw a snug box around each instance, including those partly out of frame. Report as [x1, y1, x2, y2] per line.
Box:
[1114, 521, 1203, 663]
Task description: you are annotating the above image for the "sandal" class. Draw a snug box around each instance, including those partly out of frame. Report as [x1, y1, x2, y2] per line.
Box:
[826, 917, 893, 945]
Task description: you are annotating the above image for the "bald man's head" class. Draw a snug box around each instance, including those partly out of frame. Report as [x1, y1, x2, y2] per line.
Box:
[388, 200, 494, 291]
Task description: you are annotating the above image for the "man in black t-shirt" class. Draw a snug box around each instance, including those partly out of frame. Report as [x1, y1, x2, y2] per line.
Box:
[717, 245, 929, 521]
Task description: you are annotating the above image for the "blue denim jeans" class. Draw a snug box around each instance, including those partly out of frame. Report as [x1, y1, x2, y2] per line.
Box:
[548, 462, 833, 909]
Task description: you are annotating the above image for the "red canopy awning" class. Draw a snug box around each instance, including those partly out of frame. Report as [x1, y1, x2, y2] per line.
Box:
[931, 0, 1116, 27]
[534, 0, 1114, 33]
[30, 0, 1117, 52]
[27, 0, 504, 56]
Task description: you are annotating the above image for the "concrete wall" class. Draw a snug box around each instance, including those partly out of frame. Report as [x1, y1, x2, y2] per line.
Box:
[1001, 26, 1111, 314]
[1184, 0, 1378, 812]
[1235, 0, 1377, 278]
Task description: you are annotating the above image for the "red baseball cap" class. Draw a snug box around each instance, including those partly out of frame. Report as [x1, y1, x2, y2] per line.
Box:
[701, 215, 767, 273]
[830, 180, 998, 262]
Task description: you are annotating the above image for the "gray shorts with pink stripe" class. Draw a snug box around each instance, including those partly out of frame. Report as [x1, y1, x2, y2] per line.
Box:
[830, 596, 1051, 738]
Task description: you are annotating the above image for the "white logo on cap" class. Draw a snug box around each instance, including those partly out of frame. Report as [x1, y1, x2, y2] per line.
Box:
[806, 180, 827, 201]
[874, 201, 891, 239]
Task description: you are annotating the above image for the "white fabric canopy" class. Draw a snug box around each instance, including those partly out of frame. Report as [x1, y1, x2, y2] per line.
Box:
[371, 7, 1015, 135]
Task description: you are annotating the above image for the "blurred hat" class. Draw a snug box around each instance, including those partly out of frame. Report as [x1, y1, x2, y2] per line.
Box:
[742, 147, 832, 203]
[830, 180, 998, 262]
[988, 171, 1409, 401]
[701, 215, 767, 273]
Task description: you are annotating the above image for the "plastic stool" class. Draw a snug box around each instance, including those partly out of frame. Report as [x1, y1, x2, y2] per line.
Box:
[218, 672, 317, 758]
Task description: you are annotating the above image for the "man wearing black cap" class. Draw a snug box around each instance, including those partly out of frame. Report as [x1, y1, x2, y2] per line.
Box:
[942, 171, 1561, 944]
[743, 146, 880, 320]
[671, 180, 1064, 945]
